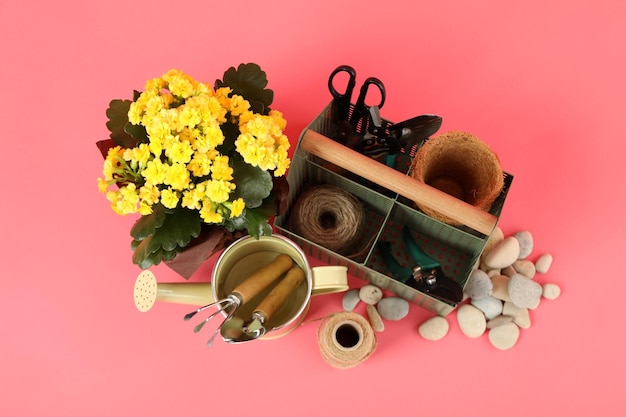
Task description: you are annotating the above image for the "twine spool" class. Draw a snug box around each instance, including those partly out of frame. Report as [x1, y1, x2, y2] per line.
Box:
[289, 185, 365, 255]
[317, 312, 377, 369]
[410, 131, 504, 225]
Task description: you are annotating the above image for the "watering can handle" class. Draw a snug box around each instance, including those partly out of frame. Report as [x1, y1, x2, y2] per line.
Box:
[300, 129, 498, 235]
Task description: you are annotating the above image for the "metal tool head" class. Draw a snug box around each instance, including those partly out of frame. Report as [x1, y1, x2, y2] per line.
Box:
[220, 315, 267, 344]
[183, 294, 242, 347]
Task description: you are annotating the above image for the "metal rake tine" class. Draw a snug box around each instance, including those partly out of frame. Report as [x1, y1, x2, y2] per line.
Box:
[193, 308, 227, 333]
[184, 298, 233, 321]
[206, 309, 236, 348]
[184, 303, 215, 321]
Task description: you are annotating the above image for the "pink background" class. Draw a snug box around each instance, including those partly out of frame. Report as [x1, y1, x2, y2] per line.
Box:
[1, 0, 624, 415]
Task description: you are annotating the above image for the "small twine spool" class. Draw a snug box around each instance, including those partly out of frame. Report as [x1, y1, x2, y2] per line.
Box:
[289, 185, 365, 255]
[317, 312, 377, 369]
[410, 130, 504, 225]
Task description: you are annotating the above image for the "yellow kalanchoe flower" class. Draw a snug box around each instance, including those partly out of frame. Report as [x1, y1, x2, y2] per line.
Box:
[163, 162, 191, 191]
[160, 188, 180, 209]
[211, 155, 233, 181]
[199, 203, 223, 224]
[230, 198, 245, 218]
[99, 67, 290, 236]
[235, 110, 291, 176]
[187, 151, 213, 177]
[206, 179, 235, 204]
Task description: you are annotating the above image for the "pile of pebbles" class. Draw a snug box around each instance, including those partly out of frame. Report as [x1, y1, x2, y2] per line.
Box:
[339, 229, 559, 350]
[342, 284, 410, 332]
[418, 228, 561, 350]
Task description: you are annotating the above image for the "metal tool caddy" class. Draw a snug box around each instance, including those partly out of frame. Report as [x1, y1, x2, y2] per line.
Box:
[274, 103, 513, 316]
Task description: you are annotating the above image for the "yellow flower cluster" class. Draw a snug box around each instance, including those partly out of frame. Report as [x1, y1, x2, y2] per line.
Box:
[97, 69, 290, 225]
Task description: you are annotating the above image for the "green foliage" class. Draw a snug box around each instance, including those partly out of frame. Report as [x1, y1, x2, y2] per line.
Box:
[230, 160, 273, 208]
[106, 99, 148, 148]
[215, 63, 274, 114]
[130, 205, 202, 269]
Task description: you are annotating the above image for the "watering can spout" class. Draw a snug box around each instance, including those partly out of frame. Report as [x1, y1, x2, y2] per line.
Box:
[133, 270, 215, 312]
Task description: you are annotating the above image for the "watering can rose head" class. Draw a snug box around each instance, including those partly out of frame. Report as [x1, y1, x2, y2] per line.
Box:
[96, 64, 291, 273]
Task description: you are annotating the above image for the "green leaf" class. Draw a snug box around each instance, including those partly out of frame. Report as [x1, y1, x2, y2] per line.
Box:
[216, 121, 239, 155]
[150, 207, 203, 250]
[231, 160, 273, 208]
[130, 204, 168, 241]
[225, 192, 278, 238]
[132, 237, 179, 269]
[106, 99, 140, 148]
[215, 63, 274, 114]
[243, 206, 273, 239]
[124, 121, 149, 143]
[130, 207, 203, 269]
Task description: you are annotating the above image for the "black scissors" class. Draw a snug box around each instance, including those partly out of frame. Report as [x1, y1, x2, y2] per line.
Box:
[328, 65, 386, 128]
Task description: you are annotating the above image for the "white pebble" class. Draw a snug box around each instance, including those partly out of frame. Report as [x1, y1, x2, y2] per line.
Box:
[359, 285, 383, 305]
[342, 289, 360, 311]
[514, 230, 534, 259]
[535, 253, 553, 274]
[456, 304, 487, 338]
[488, 322, 520, 350]
[482, 226, 504, 260]
[491, 275, 511, 302]
[471, 295, 504, 320]
[487, 269, 501, 278]
[464, 269, 493, 300]
[377, 297, 409, 321]
[367, 304, 385, 332]
[508, 273, 542, 309]
[542, 283, 561, 300]
[418, 316, 450, 341]
[512, 259, 536, 279]
[484, 236, 521, 269]
[503, 301, 531, 329]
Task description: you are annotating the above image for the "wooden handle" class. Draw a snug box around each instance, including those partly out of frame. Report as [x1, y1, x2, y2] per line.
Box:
[254, 266, 306, 322]
[300, 129, 497, 235]
[233, 254, 293, 303]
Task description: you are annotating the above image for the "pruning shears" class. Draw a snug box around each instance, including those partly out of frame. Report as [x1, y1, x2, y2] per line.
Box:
[377, 226, 463, 304]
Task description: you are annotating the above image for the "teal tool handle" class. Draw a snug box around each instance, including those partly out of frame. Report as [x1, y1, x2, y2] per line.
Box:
[402, 227, 440, 270]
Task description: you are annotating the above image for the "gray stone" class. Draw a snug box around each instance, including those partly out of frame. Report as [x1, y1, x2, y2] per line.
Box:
[508, 273, 542, 309]
[342, 289, 361, 311]
[470, 295, 503, 320]
[464, 269, 493, 300]
[359, 285, 383, 305]
[377, 297, 409, 321]
[514, 230, 534, 259]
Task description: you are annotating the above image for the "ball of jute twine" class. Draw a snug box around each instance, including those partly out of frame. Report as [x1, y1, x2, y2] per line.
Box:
[289, 185, 365, 255]
[410, 130, 504, 225]
[316, 312, 377, 369]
